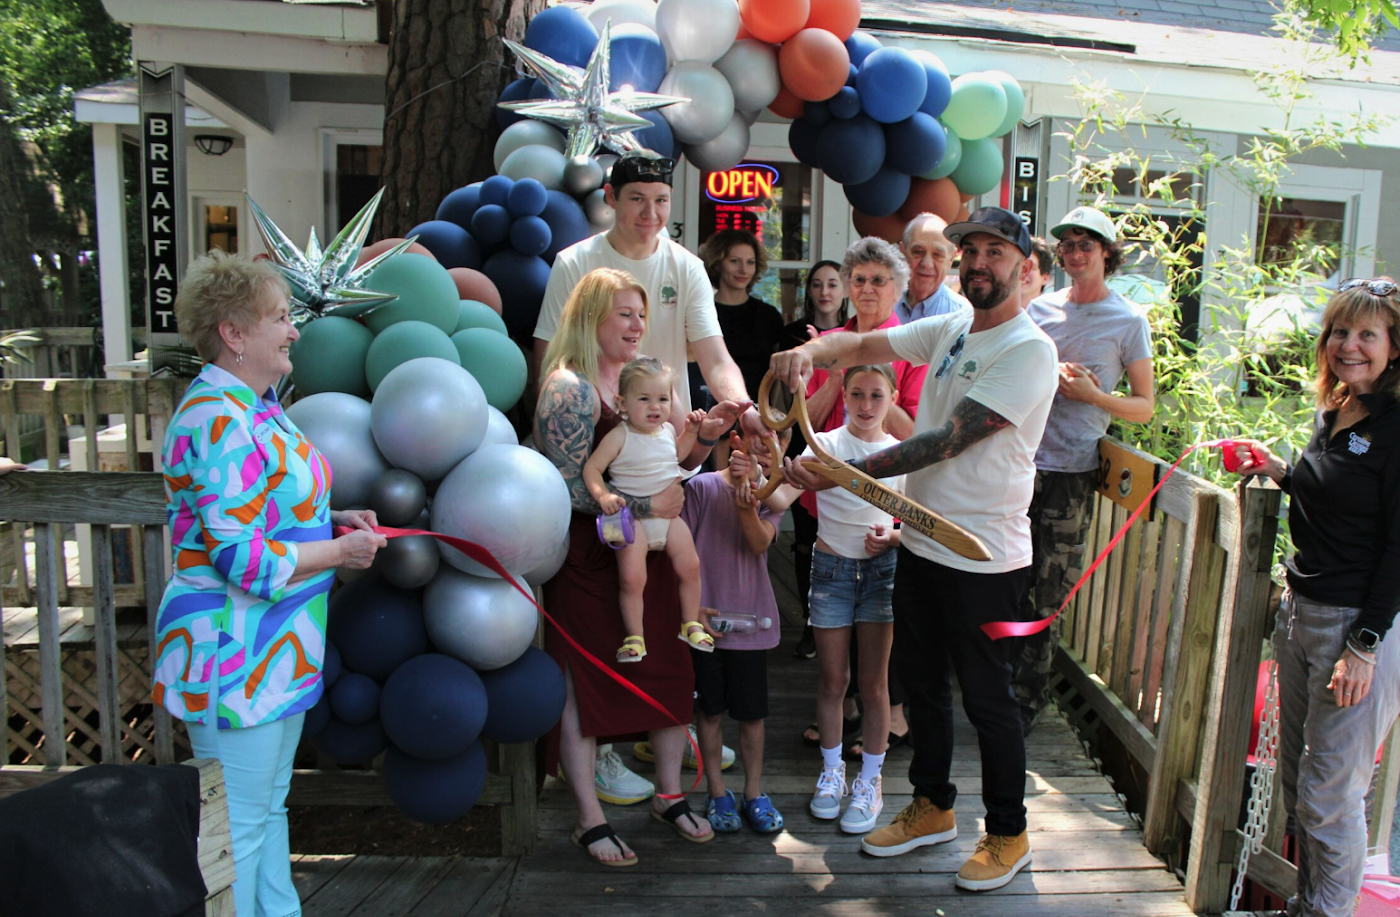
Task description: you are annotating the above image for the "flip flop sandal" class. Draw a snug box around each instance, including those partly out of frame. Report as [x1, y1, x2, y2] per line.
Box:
[678, 622, 715, 653]
[802, 714, 863, 748]
[616, 635, 647, 664]
[651, 798, 714, 843]
[571, 823, 639, 867]
[844, 729, 909, 760]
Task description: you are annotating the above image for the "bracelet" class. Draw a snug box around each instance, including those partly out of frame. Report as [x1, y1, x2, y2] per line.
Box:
[697, 433, 720, 447]
[1346, 639, 1378, 664]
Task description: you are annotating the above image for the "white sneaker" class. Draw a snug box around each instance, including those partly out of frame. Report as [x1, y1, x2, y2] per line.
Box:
[595, 745, 654, 804]
[840, 774, 883, 834]
[632, 725, 737, 770]
[809, 763, 848, 820]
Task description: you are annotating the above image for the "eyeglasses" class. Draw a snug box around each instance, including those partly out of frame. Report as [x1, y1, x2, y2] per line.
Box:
[1056, 239, 1099, 254]
[849, 275, 893, 289]
[935, 333, 966, 379]
[1339, 278, 1398, 297]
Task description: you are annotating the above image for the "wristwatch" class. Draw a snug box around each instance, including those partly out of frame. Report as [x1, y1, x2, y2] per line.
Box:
[1349, 627, 1382, 652]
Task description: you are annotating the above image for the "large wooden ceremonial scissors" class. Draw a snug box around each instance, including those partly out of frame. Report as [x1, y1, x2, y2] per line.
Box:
[752, 371, 991, 562]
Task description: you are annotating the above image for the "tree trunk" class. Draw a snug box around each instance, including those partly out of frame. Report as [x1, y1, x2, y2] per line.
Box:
[377, 0, 547, 237]
[0, 87, 51, 328]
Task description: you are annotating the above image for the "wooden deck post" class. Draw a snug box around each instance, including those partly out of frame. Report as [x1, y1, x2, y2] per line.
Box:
[498, 742, 537, 855]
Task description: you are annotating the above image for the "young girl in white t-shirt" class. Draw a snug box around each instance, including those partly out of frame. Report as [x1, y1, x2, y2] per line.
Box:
[762, 365, 905, 835]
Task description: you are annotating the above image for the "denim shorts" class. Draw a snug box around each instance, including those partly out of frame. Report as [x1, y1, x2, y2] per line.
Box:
[808, 548, 897, 628]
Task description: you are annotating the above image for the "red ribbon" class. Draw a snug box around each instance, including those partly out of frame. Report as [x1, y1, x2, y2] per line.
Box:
[980, 440, 1244, 641]
[336, 524, 703, 797]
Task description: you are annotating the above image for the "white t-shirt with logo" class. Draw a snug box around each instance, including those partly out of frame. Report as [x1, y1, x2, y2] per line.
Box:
[804, 427, 907, 559]
[534, 233, 722, 411]
[885, 310, 1058, 573]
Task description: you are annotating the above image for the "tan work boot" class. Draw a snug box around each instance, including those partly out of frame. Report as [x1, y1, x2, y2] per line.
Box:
[859, 796, 957, 857]
[955, 831, 1032, 890]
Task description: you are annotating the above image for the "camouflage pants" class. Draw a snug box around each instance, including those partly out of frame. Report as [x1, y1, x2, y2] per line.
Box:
[1009, 469, 1099, 726]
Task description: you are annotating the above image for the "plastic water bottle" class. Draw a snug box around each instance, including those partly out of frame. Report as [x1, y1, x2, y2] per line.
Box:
[710, 614, 773, 634]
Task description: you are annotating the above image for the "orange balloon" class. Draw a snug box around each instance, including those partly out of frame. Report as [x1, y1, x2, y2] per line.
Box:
[804, 0, 861, 41]
[356, 238, 436, 266]
[740, 0, 809, 44]
[959, 192, 975, 203]
[447, 268, 503, 313]
[954, 203, 971, 222]
[736, 21, 754, 41]
[899, 177, 961, 224]
[778, 29, 850, 102]
[852, 209, 907, 243]
[768, 85, 806, 119]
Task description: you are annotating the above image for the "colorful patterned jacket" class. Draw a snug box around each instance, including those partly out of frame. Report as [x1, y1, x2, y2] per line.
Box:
[152, 364, 334, 728]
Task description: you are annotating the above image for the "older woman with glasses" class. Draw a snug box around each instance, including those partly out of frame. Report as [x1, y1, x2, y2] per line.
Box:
[1229, 276, 1400, 917]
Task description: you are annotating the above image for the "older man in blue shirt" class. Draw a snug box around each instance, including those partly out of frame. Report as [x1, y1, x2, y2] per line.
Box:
[895, 213, 970, 324]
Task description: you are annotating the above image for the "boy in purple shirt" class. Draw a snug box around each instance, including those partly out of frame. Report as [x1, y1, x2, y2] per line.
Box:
[684, 432, 789, 834]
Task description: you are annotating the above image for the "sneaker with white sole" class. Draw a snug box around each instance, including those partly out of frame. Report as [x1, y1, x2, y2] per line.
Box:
[809, 763, 848, 820]
[632, 725, 736, 770]
[594, 745, 654, 804]
[839, 774, 883, 834]
[955, 831, 1032, 890]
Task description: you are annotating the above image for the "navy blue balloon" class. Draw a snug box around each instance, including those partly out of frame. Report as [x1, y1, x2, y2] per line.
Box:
[539, 190, 591, 262]
[436, 183, 482, 230]
[523, 6, 598, 68]
[857, 48, 928, 124]
[304, 691, 331, 739]
[406, 220, 481, 270]
[506, 178, 548, 218]
[804, 100, 833, 127]
[484, 250, 553, 336]
[788, 118, 822, 168]
[380, 653, 488, 760]
[528, 78, 556, 101]
[323, 642, 342, 689]
[846, 63, 859, 87]
[844, 166, 911, 217]
[817, 115, 886, 185]
[916, 54, 953, 119]
[608, 24, 667, 93]
[471, 204, 512, 247]
[884, 113, 947, 176]
[313, 716, 388, 765]
[496, 77, 536, 130]
[326, 576, 428, 682]
[479, 175, 515, 208]
[829, 86, 862, 120]
[384, 743, 488, 825]
[844, 31, 882, 67]
[479, 646, 566, 743]
[329, 671, 381, 725]
[510, 215, 552, 257]
[633, 109, 678, 160]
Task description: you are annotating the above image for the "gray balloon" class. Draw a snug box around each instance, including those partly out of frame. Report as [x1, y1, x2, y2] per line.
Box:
[374, 534, 441, 590]
[682, 112, 750, 173]
[563, 155, 605, 196]
[658, 62, 735, 144]
[523, 531, 570, 586]
[500, 145, 568, 191]
[370, 357, 487, 481]
[714, 40, 781, 113]
[286, 392, 389, 510]
[368, 469, 427, 528]
[583, 188, 615, 228]
[493, 121, 566, 173]
[482, 405, 519, 448]
[424, 566, 539, 670]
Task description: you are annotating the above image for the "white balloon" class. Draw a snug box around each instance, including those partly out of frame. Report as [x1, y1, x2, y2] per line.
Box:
[658, 62, 735, 144]
[424, 567, 539, 670]
[655, 0, 739, 64]
[523, 530, 570, 586]
[682, 112, 749, 172]
[586, 0, 657, 32]
[500, 144, 569, 191]
[713, 39, 780, 113]
[370, 357, 488, 481]
[482, 405, 519, 448]
[738, 108, 761, 125]
[493, 121, 565, 173]
[285, 393, 389, 510]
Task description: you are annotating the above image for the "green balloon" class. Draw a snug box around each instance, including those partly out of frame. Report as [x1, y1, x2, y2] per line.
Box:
[451, 328, 527, 412]
[950, 137, 1004, 197]
[922, 127, 963, 181]
[453, 300, 509, 336]
[941, 74, 1007, 142]
[365, 320, 460, 392]
[362, 253, 460, 336]
[987, 70, 1026, 137]
[290, 316, 374, 396]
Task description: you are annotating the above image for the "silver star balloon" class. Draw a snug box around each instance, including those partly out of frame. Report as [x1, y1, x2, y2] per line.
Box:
[245, 189, 416, 322]
[500, 22, 690, 159]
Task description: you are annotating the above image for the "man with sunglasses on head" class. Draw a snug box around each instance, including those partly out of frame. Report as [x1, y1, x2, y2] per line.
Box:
[771, 207, 1057, 892]
[1010, 206, 1155, 735]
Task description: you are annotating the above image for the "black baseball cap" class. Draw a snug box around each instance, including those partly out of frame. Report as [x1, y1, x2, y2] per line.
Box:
[944, 207, 1033, 257]
[608, 151, 675, 189]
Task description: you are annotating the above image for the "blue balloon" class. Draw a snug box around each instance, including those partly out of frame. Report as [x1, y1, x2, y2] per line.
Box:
[436, 183, 482, 230]
[524, 6, 598, 68]
[471, 204, 511, 247]
[479, 646, 566, 744]
[329, 671, 381, 725]
[804, 100, 833, 127]
[857, 48, 928, 124]
[788, 118, 821, 168]
[384, 743, 488, 825]
[313, 716, 388, 765]
[844, 31, 882, 67]
[380, 653, 488, 760]
[828, 85, 862, 120]
[844, 166, 912, 217]
[884, 113, 947, 176]
[496, 77, 536, 130]
[915, 51, 952, 119]
[484, 250, 553, 336]
[406, 220, 481, 270]
[323, 642, 342, 689]
[479, 175, 515, 208]
[527, 78, 556, 101]
[304, 691, 331, 738]
[509, 215, 552, 257]
[817, 115, 886, 185]
[608, 24, 667, 93]
[846, 63, 859, 87]
[539, 190, 591, 262]
[633, 109, 678, 160]
[506, 178, 548, 218]
[326, 575, 428, 682]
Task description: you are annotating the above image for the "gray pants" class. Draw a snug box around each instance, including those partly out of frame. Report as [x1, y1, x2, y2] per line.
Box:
[1276, 591, 1400, 917]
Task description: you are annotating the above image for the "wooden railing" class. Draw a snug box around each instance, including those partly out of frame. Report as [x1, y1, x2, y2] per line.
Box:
[0, 327, 149, 382]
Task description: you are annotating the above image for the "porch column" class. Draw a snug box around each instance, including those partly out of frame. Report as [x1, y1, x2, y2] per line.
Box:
[91, 122, 132, 371]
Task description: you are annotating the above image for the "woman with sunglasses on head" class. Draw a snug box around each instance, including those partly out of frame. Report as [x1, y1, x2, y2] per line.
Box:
[1228, 277, 1400, 917]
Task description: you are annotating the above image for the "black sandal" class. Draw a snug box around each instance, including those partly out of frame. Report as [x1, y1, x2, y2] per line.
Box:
[651, 798, 714, 843]
[844, 729, 909, 760]
[571, 823, 639, 866]
[801, 714, 863, 748]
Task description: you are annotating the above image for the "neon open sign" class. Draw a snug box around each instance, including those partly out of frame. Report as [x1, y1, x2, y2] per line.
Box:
[705, 164, 780, 203]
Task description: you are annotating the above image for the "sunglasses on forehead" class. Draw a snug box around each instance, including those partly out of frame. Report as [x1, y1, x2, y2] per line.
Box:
[614, 155, 675, 181]
[1339, 278, 1398, 297]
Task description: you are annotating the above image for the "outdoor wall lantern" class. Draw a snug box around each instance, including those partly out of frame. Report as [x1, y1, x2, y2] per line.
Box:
[194, 134, 234, 156]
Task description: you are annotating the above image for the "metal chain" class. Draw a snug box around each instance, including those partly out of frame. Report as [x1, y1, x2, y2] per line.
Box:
[1230, 660, 1282, 911]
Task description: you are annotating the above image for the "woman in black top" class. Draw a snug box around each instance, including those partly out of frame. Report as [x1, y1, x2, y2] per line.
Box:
[1231, 278, 1400, 917]
[699, 230, 784, 399]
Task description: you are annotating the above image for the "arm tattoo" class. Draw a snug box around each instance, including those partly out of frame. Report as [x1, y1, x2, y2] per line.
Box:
[536, 374, 604, 513]
[854, 397, 1013, 479]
